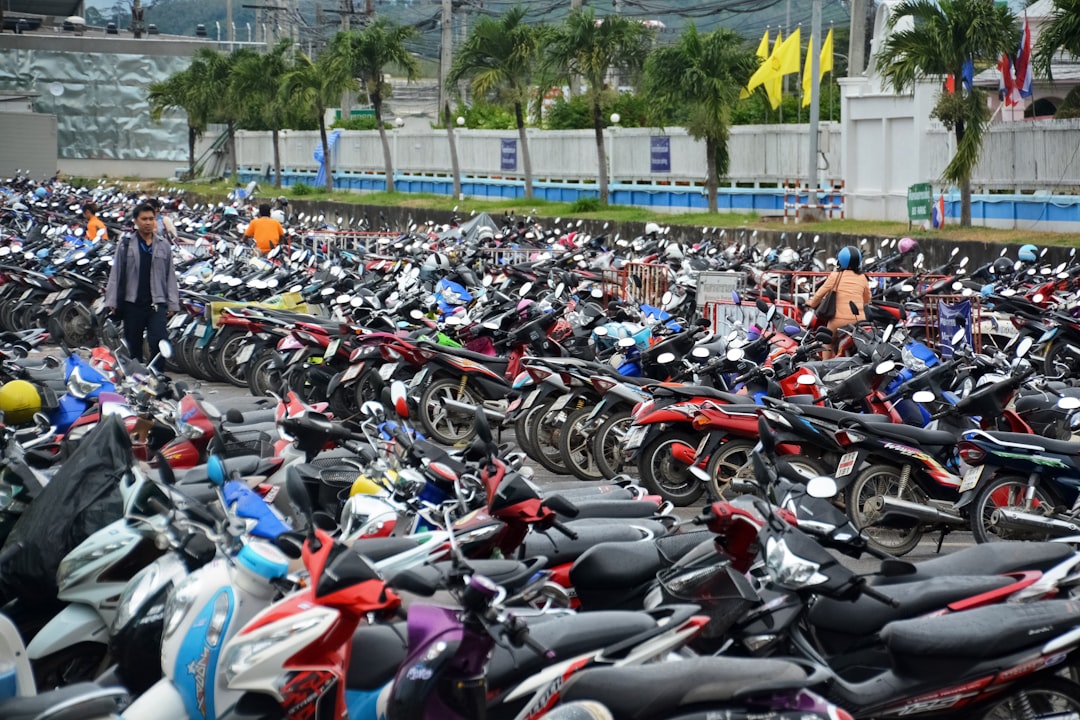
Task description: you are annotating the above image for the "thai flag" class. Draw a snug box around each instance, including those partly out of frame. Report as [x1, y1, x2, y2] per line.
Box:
[997, 53, 1016, 106]
[1013, 17, 1033, 102]
[932, 194, 946, 228]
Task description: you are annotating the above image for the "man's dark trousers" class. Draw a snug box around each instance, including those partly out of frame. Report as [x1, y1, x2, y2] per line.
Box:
[122, 301, 168, 363]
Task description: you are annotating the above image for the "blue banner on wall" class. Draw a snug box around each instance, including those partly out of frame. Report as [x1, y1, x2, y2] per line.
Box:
[650, 136, 671, 173]
[938, 299, 972, 358]
[500, 139, 517, 172]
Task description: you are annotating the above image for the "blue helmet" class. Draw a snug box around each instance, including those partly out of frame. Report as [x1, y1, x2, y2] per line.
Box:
[33, 187, 47, 198]
[1018, 244, 1038, 263]
[837, 245, 862, 271]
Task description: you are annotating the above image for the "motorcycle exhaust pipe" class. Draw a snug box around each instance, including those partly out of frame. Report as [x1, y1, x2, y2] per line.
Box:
[441, 398, 506, 422]
[870, 496, 966, 526]
[990, 508, 1080, 536]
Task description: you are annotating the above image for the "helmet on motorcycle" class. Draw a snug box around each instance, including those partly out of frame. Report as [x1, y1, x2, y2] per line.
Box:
[33, 187, 47, 199]
[270, 209, 286, 224]
[992, 257, 1013, 276]
[664, 243, 684, 261]
[517, 299, 535, 320]
[837, 245, 862, 271]
[1018, 244, 1038, 263]
[778, 248, 798, 266]
[0, 380, 41, 425]
[476, 227, 494, 242]
[898, 237, 918, 254]
[644, 222, 661, 237]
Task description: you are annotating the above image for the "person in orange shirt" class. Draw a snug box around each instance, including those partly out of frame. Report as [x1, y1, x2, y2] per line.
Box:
[244, 203, 285, 255]
[83, 202, 107, 241]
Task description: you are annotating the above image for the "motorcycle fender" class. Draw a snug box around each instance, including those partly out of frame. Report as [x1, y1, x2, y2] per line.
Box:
[955, 489, 977, 511]
[27, 604, 107, 659]
[122, 677, 188, 720]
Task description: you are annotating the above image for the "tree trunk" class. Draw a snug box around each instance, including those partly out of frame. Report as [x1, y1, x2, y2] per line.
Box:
[373, 91, 395, 193]
[319, 114, 333, 192]
[956, 121, 971, 227]
[592, 98, 608, 205]
[705, 136, 718, 213]
[514, 101, 533, 199]
[187, 125, 196, 180]
[272, 128, 282, 188]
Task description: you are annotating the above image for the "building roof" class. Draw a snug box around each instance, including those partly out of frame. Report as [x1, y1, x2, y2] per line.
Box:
[974, 64, 1080, 87]
[4, 1, 82, 17]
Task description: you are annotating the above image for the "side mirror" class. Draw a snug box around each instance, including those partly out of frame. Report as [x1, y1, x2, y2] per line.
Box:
[802, 310, 814, 326]
[952, 328, 966, 345]
[661, 291, 673, 305]
[691, 347, 710, 359]
[755, 298, 769, 313]
[912, 390, 936, 404]
[849, 301, 860, 317]
[593, 326, 609, 337]
[882, 324, 894, 343]
[726, 347, 745, 362]
[475, 405, 492, 445]
[1058, 396, 1080, 411]
[225, 408, 244, 424]
[158, 340, 173, 359]
[43, 355, 61, 369]
[656, 352, 676, 364]
[391, 380, 409, 419]
[806, 476, 838, 499]
[796, 374, 817, 386]
[618, 337, 637, 349]
[874, 360, 896, 375]
[1016, 336, 1033, 358]
[207, 455, 227, 487]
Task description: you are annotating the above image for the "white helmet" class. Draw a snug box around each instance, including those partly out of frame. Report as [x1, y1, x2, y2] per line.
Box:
[664, 243, 684, 260]
[270, 209, 286, 224]
[645, 222, 661, 237]
[477, 226, 494, 241]
[778, 248, 798, 265]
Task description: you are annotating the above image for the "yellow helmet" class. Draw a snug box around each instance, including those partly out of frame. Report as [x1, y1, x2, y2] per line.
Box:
[0, 380, 40, 425]
[349, 474, 387, 497]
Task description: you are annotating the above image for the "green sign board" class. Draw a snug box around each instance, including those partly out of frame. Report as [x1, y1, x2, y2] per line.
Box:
[908, 182, 933, 224]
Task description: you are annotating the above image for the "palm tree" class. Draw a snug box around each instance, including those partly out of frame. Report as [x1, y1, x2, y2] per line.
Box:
[1034, 0, 1080, 80]
[645, 25, 757, 213]
[173, 48, 245, 178]
[447, 6, 547, 199]
[332, 19, 420, 194]
[875, 0, 1016, 227]
[281, 48, 357, 192]
[231, 39, 294, 188]
[546, 8, 654, 204]
[148, 67, 208, 180]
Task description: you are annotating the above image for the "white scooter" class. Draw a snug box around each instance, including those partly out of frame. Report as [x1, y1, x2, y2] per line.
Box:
[0, 543, 127, 720]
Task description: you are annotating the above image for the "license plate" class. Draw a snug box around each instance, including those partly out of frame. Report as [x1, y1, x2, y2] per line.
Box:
[325, 338, 341, 359]
[235, 343, 255, 364]
[836, 451, 858, 478]
[341, 363, 363, 382]
[549, 394, 572, 412]
[378, 363, 396, 380]
[520, 388, 541, 411]
[622, 425, 648, 451]
[193, 323, 207, 338]
[168, 313, 186, 329]
[44, 292, 57, 304]
[1039, 328, 1057, 343]
[290, 348, 307, 364]
[20, 289, 33, 301]
[409, 368, 429, 389]
[959, 464, 985, 493]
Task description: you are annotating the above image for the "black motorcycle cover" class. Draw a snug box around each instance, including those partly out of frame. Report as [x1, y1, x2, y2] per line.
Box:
[0, 415, 131, 602]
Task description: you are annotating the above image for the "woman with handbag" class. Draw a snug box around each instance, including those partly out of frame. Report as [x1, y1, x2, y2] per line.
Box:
[807, 245, 871, 358]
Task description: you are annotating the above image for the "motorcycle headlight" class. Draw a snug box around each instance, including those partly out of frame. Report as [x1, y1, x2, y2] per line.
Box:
[222, 611, 333, 686]
[67, 365, 102, 400]
[57, 539, 132, 584]
[112, 553, 186, 633]
[764, 536, 827, 589]
[902, 346, 928, 372]
[163, 571, 204, 639]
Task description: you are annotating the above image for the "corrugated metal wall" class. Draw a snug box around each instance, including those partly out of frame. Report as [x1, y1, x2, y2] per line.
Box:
[0, 112, 58, 179]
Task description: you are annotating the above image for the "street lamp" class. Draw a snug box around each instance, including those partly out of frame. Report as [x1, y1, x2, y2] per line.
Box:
[456, 116, 465, 127]
[394, 117, 404, 129]
[609, 112, 621, 126]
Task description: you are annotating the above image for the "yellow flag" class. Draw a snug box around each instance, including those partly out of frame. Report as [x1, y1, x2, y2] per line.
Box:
[777, 27, 801, 76]
[802, 28, 835, 108]
[740, 29, 771, 99]
[765, 32, 784, 109]
[747, 30, 788, 109]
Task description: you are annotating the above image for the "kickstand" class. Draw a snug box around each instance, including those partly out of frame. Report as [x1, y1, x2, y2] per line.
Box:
[934, 529, 947, 554]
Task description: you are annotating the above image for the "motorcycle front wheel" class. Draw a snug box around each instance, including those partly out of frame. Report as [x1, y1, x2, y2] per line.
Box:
[979, 676, 1080, 719]
[970, 473, 1057, 544]
[638, 431, 704, 506]
[844, 464, 924, 556]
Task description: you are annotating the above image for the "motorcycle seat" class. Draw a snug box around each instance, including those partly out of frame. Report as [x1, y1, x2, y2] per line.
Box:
[565, 499, 662, 520]
[173, 455, 262, 484]
[882, 599, 1080, 678]
[521, 519, 669, 566]
[651, 385, 753, 405]
[418, 339, 509, 368]
[571, 531, 712, 590]
[347, 622, 408, 690]
[559, 657, 809, 719]
[852, 421, 956, 447]
[981, 430, 1080, 456]
[487, 611, 656, 692]
[0, 683, 122, 720]
[789, 403, 891, 425]
[809, 575, 1014, 638]
[872, 541, 1074, 586]
[351, 536, 429, 563]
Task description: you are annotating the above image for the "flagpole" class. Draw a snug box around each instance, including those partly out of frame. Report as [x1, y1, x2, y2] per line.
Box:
[828, 24, 834, 123]
[807, 0, 822, 209]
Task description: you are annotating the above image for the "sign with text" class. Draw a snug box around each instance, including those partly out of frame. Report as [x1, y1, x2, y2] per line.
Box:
[650, 136, 671, 173]
[938, 299, 972, 358]
[907, 182, 933, 224]
[500, 138, 517, 172]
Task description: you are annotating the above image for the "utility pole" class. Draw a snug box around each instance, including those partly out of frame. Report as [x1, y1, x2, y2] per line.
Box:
[569, 0, 582, 96]
[227, 0, 234, 43]
[807, 0, 823, 210]
[848, 0, 867, 76]
[439, 0, 453, 116]
[131, 0, 143, 38]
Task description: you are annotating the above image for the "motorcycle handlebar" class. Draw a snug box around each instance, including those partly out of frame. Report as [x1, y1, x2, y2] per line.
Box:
[550, 519, 579, 540]
[856, 578, 901, 608]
